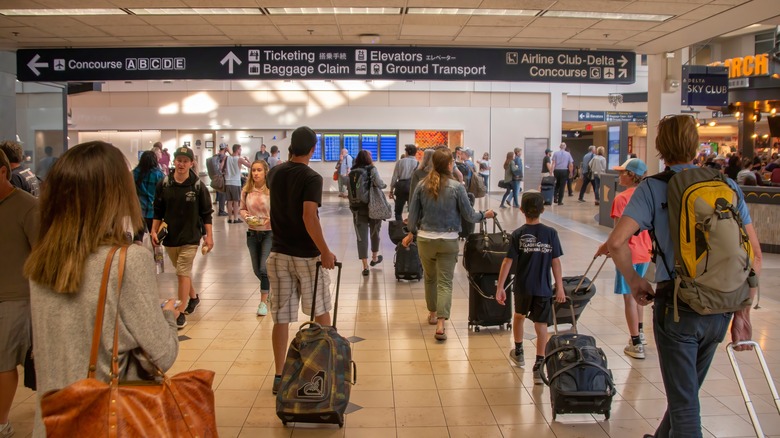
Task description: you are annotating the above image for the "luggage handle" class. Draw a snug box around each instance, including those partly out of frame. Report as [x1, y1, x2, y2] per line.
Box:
[726, 341, 780, 438]
[573, 255, 609, 294]
[551, 296, 577, 335]
[479, 216, 507, 237]
[312, 261, 343, 329]
[467, 275, 513, 301]
[349, 361, 357, 385]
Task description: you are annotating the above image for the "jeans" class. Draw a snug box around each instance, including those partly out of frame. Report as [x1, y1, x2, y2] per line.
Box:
[593, 175, 601, 201]
[353, 210, 381, 259]
[578, 174, 597, 200]
[511, 180, 521, 206]
[480, 174, 489, 189]
[216, 191, 226, 213]
[553, 169, 568, 204]
[417, 237, 459, 319]
[651, 282, 731, 438]
[338, 174, 349, 194]
[247, 230, 273, 291]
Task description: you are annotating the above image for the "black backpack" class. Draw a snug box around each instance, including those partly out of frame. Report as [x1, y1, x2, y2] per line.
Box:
[348, 166, 371, 209]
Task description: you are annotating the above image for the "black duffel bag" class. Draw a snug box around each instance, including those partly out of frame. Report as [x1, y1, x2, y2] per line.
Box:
[463, 217, 512, 275]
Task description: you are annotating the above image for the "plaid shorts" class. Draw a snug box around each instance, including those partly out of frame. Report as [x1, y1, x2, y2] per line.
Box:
[266, 252, 332, 324]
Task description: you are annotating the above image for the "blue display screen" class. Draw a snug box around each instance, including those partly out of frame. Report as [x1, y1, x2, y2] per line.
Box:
[361, 134, 378, 161]
[323, 134, 341, 162]
[344, 135, 359, 158]
[380, 135, 397, 161]
[312, 134, 322, 161]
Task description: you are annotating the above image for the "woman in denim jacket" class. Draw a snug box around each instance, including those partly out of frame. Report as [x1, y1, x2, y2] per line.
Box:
[402, 148, 495, 341]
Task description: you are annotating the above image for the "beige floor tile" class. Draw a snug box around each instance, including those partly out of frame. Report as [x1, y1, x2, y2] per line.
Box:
[394, 389, 442, 407]
[475, 373, 521, 389]
[214, 389, 260, 408]
[289, 426, 345, 437]
[216, 426, 242, 438]
[351, 349, 391, 362]
[392, 374, 437, 390]
[343, 427, 396, 437]
[447, 425, 504, 437]
[396, 426, 450, 438]
[427, 349, 469, 362]
[227, 360, 273, 376]
[349, 390, 395, 408]
[439, 388, 488, 406]
[550, 421, 610, 438]
[491, 404, 547, 425]
[701, 414, 757, 437]
[236, 427, 292, 437]
[390, 349, 428, 362]
[218, 375, 267, 390]
[353, 375, 394, 391]
[442, 405, 497, 426]
[199, 349, 241, 362]
[395, 407, 447, 427]
[215, 406, 251, 427]
[434, 373, 482, 390]
[244, 407, 287, 428]
[432, 360, 474, 375]
[499, 423, 559, 438]
[391, 360, 433, 375]
[343, 407, 396, 427]
[482, 387, 535, 405]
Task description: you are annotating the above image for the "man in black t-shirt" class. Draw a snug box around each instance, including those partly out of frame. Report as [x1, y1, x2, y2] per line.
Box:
[541, 149, 552, 174]
[496, 191, 565, 384]
[266, 126, 337, 395]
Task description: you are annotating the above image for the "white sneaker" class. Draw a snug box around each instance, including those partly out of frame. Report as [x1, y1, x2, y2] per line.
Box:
[624, 342, 646, 359]
[639, 331, 647, 345]
[0, 422, 14, 438]
[257, 302, 268, 316]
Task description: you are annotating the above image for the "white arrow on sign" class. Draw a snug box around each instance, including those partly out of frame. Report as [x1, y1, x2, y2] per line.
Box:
[618, 69, 627, 78]
[618, 55, 628, 67]
[220, 51, 242, 74]
[27, 54, 49, 76]
[579, 113, 585, 120]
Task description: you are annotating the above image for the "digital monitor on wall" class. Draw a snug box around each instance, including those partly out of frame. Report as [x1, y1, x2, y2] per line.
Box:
[607, 125, 621, 169]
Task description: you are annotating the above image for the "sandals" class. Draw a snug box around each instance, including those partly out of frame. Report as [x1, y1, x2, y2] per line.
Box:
[362, 268, 369, 276]
[434, 329, 447, 341]
[428, 314, 437, 325]
[369, 255, 384, 267]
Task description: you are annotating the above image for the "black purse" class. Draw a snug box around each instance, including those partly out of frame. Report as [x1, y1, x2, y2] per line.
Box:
[463, 217, 512, 275]
[497, 180, 510, 189]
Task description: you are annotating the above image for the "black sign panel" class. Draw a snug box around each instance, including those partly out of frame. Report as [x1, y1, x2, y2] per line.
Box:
[681, 65, 729, 106]
[17, 46, 636, 84]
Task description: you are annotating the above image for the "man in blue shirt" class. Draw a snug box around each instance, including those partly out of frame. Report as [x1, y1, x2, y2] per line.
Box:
[550, 142, 573, 205]
[605, 115, 762, 438]
[578, 145, 596, 202]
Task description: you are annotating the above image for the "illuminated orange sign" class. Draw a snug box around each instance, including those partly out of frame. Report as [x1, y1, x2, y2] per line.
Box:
[723, 54, 769, 78]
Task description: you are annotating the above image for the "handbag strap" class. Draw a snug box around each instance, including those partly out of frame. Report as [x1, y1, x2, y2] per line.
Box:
[110, 246, 129, 384]
[88, 245, 122, 379]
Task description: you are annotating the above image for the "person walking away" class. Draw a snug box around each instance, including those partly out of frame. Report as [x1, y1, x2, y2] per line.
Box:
[336, 148, 353, 198]
[24, 141, 179, 438]
[403, 148, 494, 341]
[595, 158, 651, 359]
[496, 191, 565, 384]
[499, 152, 518, 208]
[268, 145, 282, 169]
[0, 141, 39, 196]
[477, 152, 491, 189]
[152, 147, 214, 329]
[0, 149, 38, 438]
[132, 151, 165, 241]
[578, 145, 597, 202]
[512, 148, 524, 204]
[389, 144, 418, 220]
[605, 115, 762, 438]
[410, 149, 434, 195]
[223, 144, 251, 223]
[240, 160, 273, 317]
[159, 148, 171, 172]
[550, 142, 573, 205]
[208, 144, 229, 216]
[36, 146, 57, 181]
[589, 147, 607, 206]
[266, 126, 337, 395]
[349, 150, 385, 276]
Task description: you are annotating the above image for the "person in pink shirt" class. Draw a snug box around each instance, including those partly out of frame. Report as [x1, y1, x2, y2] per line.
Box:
[597, 158, 651, 359]
[240, 160, 272, 316]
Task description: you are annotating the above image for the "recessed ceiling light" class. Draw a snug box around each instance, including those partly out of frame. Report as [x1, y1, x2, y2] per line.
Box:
[265, 7, 400, 15]
[129, 8, 263, 15]
[407, 8, 539, 16]
[543, 10, 672, 22]
[0, 9, 126, 16]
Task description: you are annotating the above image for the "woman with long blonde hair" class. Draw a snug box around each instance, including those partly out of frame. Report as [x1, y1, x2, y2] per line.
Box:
[403, 148, 495, 341]
[25, 141, 179, 437]
[240, 159, 273, 316]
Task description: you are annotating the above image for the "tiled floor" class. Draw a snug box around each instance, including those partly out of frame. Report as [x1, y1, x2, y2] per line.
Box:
[10, 192, 780, 437]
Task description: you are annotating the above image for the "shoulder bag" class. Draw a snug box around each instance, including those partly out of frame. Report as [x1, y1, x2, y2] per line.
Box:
[468, 173, 487, 198]
[367, 167, 392, 220]
[463, 217, 512, 275]
[40, 245, 218, 438]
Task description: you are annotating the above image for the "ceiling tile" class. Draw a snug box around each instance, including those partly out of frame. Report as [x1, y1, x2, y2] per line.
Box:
[401, 24, 462, 36]
[278, 25, 341, 36]
[509, 36, 568, 45]
[398, 35, 456, 40]
[480, 0, 556, 8]
[121, 35, 177, 42]
[108, 0, 187, 6]
[266, 16, 338, 25]
[331, 0, 406, 6]
[407, 0, 482, 6]
[219, 25, 282, 36]
[181, 0, 260, 5]
[528, 17, 600, 28]
[575, 28, 639, 40]
[64, 36, 123, 44]
[73, 16, 148, 26]
[458, 26, 522, 37]
[98, 25, 167, 37]
[339, 24, 400, 36]
[6, 16, 87, 27]
[563, 38, 618, 47]
[402, 15, 470, 26]
[676, 4, 733, 20]
[590, 20, 660, 31]
[2, 27, 55, 38]
[548, 0, 633, 12]
[625, 30, 667, 42]
[51, 26, 109, 37]
[257, 0, 333, 6]
[140, 16, 209, 25]
[515, 27, 580, 38]
[0, 0, 46, 7]
[337, 15, 401, 24]
[161, 24, 224, 35]
[649, 18, 697, 32]
[203, 15, 272, 25]
[25, 0, 109, 6]
[466, 16, 534, 26]
[174, 35, 233, 41]
[618, 2, 699, 15]
[710, 0, 751, 4]
[453, 36, 512, 43]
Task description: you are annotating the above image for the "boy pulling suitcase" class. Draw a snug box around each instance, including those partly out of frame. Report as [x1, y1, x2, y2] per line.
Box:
[496, 191, 565, 383]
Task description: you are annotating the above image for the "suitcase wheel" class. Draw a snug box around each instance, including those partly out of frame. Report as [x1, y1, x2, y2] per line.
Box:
[282, 421, 288, 426]
[474, 326, 481, 332]
[552, 412, 557, 421]
[505, 323, 512, 330]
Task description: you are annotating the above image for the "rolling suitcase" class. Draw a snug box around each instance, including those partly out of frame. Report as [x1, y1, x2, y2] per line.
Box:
[388, 220, 407, 245]
[541, 175, 555, 205]
[463, 217, 512, 276]
[549, 255, 607, 326]
[277, 262, 357, 428]
[541, 300, 615, 420]
[395, 241, 423, 281]
[727, 341, 780, 437]
[467, 273, 513, 332]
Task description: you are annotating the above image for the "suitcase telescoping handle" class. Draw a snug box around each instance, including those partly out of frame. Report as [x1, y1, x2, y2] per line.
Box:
[551, 296, 577, 335]
[312, 261, 343, 329]
[479, 216, 506, 235]
[573, 255, 609, 294]
[726, 341, 780, 438]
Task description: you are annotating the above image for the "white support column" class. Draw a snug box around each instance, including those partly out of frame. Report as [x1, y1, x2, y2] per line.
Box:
[646, 50, 683, 175]
[549, 88, 563, 151]
[0, 52, 16, 142]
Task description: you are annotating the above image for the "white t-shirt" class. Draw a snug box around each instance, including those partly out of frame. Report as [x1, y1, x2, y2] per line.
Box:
[225, 156, 242, 185]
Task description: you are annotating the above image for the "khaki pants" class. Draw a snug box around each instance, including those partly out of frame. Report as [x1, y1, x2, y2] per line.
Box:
[417, 237, 459, 319]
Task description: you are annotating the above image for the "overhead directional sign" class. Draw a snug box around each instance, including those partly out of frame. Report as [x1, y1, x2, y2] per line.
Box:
[17, 46, 636, 84]
[681, 65, 729, 106]
[577, 111, 647, 123]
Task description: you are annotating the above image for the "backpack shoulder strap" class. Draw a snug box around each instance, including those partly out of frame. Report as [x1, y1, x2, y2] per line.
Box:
[647, 168, 675, 183]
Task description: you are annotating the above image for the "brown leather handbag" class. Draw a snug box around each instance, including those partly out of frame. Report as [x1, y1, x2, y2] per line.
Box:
[40, 246, 218, 438]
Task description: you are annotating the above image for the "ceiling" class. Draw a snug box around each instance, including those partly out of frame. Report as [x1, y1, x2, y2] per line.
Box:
[0, 0, 778, 54]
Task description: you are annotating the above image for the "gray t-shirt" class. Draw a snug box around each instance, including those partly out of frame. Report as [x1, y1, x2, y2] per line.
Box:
[0, 189, 38, 300]
[224, 155, 242, 186]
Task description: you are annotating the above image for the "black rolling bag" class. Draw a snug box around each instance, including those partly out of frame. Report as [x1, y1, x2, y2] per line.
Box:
[541, 175, 556, 205]
[395, 241, 423, 281]
[462, 217, 512, 276]
[388, 220, 407, 245]
[467, 273, 513, 332]
[277, 262, 357, 428]
[549, 255, 607, 326]
[541, 299, 615, 421]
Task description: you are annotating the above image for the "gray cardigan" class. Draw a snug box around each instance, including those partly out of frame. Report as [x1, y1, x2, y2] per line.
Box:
[31, 245, 179, 437]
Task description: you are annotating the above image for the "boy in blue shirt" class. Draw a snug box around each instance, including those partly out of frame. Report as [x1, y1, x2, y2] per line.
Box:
[496, 191, 565, 383]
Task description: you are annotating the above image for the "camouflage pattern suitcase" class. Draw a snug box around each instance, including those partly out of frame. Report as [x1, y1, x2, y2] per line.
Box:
[276, 262, 356, 427]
